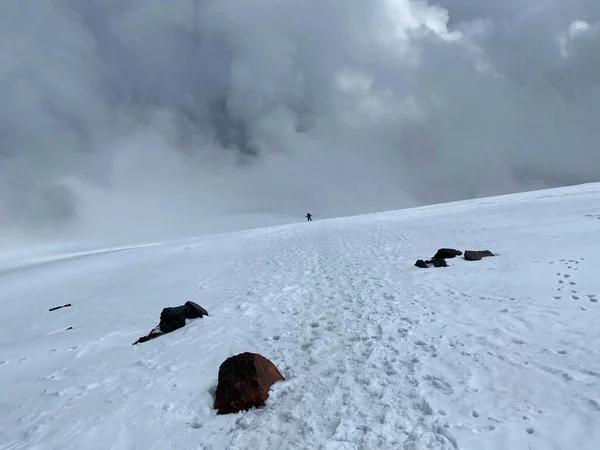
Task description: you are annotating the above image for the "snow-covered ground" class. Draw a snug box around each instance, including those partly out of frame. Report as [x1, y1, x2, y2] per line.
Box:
[0, 212, 302, 271]
[2, 184, 600, 450]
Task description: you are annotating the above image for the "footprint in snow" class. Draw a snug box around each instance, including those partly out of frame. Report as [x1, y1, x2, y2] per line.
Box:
[414, 398, 434, 416]
[423, 374, 454, 394]
[587, 398, 600, 412]
[188, 420, 202, 429]
[415, 340, 437, 356]
[301, 342, 314, 351]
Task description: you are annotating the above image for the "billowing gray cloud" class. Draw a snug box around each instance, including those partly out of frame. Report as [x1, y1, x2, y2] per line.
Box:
[1, 0, 598, 242]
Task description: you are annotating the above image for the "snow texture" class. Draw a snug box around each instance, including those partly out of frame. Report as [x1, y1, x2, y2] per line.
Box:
[1, 184, 600, 449]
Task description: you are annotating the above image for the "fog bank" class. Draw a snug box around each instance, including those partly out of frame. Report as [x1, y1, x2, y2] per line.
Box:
[1, 0, 598, 244]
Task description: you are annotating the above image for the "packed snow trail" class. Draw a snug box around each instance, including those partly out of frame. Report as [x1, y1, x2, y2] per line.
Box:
[1, 184, 600, 449]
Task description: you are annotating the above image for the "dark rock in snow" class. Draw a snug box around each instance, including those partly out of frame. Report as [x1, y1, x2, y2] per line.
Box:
[415, 258, 448, 268]
[184, 301, 209, 319]
[415, 247, 495, 268]
[431, 258, 448, 267]
[214, 352, 285, 415]
[415, 247, 463, 268]
[159, 306, 187, 333]
[133, 301, 210, 344]
[464, 250, 495, 261]
[132, 326, 163, 345]
[433, 248, 462, 259]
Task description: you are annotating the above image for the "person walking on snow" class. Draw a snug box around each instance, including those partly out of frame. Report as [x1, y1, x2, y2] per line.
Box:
[306, 213, 312, 222]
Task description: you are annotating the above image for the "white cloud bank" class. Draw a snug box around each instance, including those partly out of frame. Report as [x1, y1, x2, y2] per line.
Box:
[1, 0, 598, 243]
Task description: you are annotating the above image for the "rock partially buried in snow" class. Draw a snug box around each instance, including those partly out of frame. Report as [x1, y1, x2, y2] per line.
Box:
[431, 258, 448, 267]
[464, 250, 495, 261]
[159, 307, 187, 333]
[132, 301, 209, 344]
[159, 301, 209, 333]
[183, 301, 209, 319]
[414, 258, 448, 268]
[433, 248, 463, 259]
[214, 352, 285, 415]
[415, 247, 461, 268]
[415, 247, 495, 268]
[132, 326, 163, 345]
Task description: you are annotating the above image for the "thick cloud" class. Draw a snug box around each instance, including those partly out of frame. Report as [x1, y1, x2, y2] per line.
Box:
[1, 0, 598, 242]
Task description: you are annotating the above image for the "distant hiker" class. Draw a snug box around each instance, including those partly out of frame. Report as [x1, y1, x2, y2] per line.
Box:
[306, 213, 312, 222]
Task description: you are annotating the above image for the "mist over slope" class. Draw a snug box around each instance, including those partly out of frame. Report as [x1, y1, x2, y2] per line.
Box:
[1, 0, 598, 242]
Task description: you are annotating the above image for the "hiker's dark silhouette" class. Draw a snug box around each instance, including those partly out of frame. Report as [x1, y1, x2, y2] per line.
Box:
[306, 213, 312, 222]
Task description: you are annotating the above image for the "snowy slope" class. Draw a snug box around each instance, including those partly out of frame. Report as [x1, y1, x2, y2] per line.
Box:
[0, 212, 302, 271]
[1, 184, 600, 450]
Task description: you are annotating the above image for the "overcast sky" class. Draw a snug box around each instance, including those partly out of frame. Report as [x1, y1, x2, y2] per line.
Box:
[1, 0, 598, 242]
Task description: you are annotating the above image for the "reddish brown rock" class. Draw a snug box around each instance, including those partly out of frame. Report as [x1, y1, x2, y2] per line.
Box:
[132, 326, 163, 345]
[214, 352, 285, 415]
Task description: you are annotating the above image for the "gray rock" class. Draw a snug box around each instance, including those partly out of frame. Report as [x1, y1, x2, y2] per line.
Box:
[464, 250, 495, 261]
[184, 301, 209, 319]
